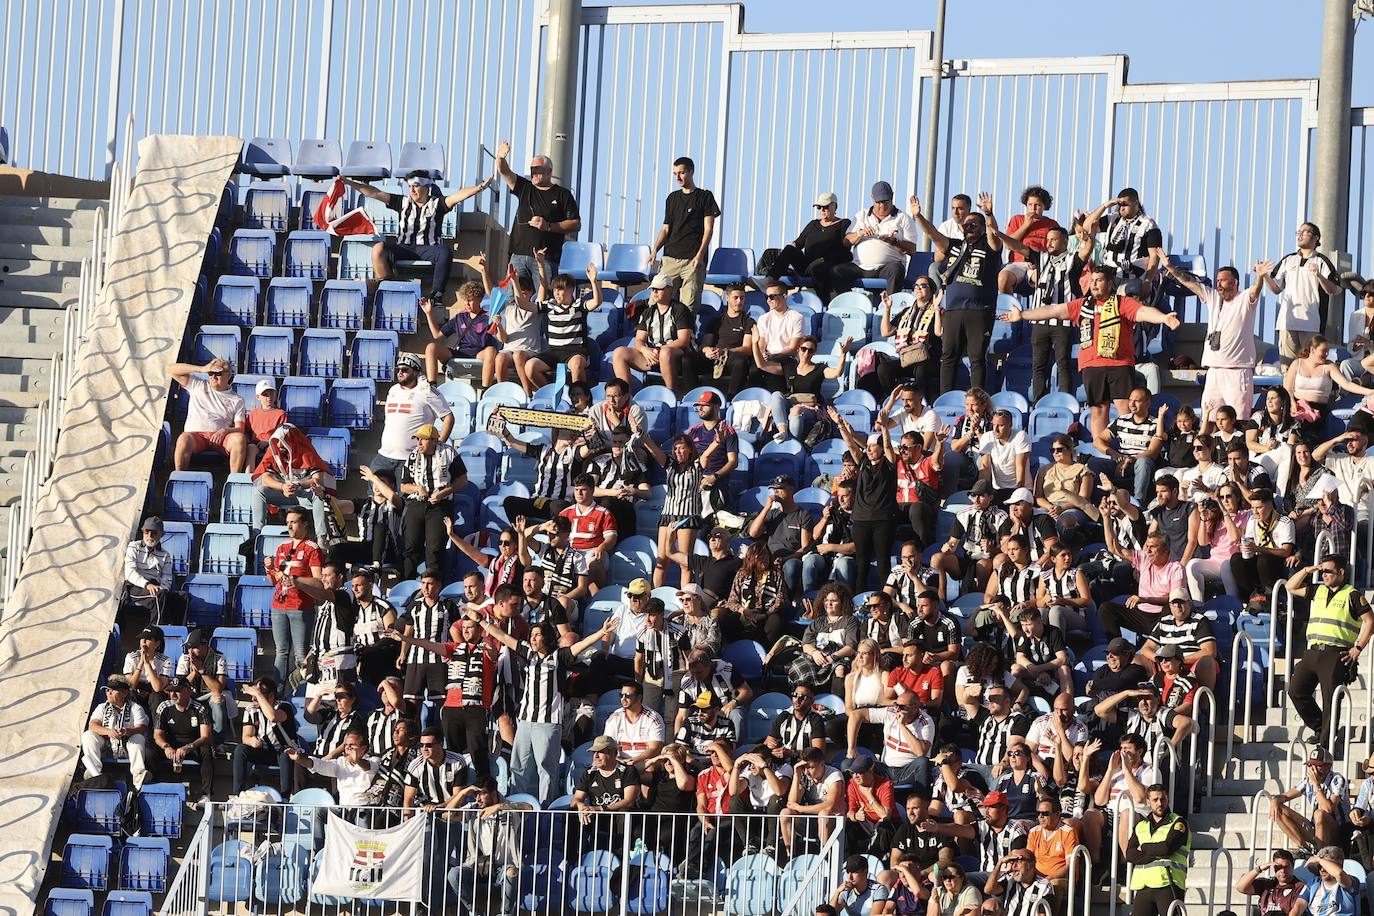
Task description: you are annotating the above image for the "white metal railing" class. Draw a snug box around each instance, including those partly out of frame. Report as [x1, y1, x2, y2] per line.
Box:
[1202, 847, 1239, 916]
[1267, 578, 1291, 716]
[1108, 802, 1138, 916]
[1223, 630, 1257, 777]
[1167, 899, 1188, 916]
[160, 803, 213, 916]
[775, 812, 845, 915]
[1064, 844, 1093, 916]
[1188, 685, 1217, 811]
[1249, 789, 1279, 863]
[1330, 684, 1355, 766]
[1151, 734, 1180, 805]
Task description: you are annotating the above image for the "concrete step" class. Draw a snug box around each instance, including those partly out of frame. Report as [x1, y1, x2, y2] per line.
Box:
[0, 258, 83, 279]
[0, 421, 37, 444]
[0, 289, 78, 311]
[0, 272, 81, 295]
[0, 391, 47, 409]
[0, 356, 56, 379]
[0, 224, 95, 247]
[0, 321, 63, 347]
[0, 339, 57, 361]
[0, 204, 100, 229]
[0, 243, 90, 262]
[0, 196, 107, 211]
[0, 307, 68, 330]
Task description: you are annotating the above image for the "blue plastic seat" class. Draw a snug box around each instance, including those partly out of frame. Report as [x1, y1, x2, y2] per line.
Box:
[396, 141, 446, 179]
[101, 891, 152, 916]
[67, 784, 125, 834]
[720, 640, 767, 681]
[350, 330, 399, 381]
[211, 627, 258, 681]
[456, 432, 502, 491]
[1028, 406, 1074, 440]
[338, 234, 381, 281]
[219, 472, 256, 525]
[192, 324, 241, 368]
[818, 305, 868, 350]
[253, 844, 310, 905]
[283, 230, 331, 281]
[44, 889, 93, 916]
[476, 382, 528, 430]
[372, 280, 421, 334]
[557, 241, 605, 281]
[233, 576, 276, 629]
[206, 840, 254, 903]
[606, 243, 652, 286]
[307, 427, 352, 480]
[163, 470, 214, 524]
[263, 277, 312, 328]
[280, 376, 328, 426]
[198, 522, 249, 576]
[61, 835, 114, 890]
[292, 139, 341, 178]
[725, 853, 780, 916]
[239, 138, 292, 177]
[609, 543, 654, 584]
[209, 275, 260, 327]
[327, 378, 377, 430]
[743, 692, 791, 743]
[243, 184, 289, 231]
[298, 329, 347, 377]
[118, 838, 170, 893]
[230, 373, 269, 404]
[991, 390, 1030, 414]
[756, 439, 804, 484]
[245, 327, 294, 377]
[567, 850, 620, 913]
[341, 140, 392, 179]
[704, 247, 755, 285]
[227, 229, 277, 279]
[160, 625, 189, 662]
[904, 250, 935, 288]
[318, 279, 368, 331]
[159, 521, 194, 576]
[184, 574, 229, 629]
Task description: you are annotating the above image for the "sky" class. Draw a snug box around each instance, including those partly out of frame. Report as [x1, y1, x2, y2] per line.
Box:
[604, 0, 1374, 104]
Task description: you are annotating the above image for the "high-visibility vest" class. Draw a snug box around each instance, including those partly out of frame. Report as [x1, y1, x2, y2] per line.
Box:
[1308, 584, 1362, 648]
[1129, 813, 1190, 890]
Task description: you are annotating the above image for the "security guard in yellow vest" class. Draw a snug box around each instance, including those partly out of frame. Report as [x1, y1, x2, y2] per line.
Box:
[1286, 555, 1374, 745]
[1125, 784, 1190, 916]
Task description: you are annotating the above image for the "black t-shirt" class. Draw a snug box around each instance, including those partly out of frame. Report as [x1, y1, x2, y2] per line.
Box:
[155, 699, 210, 746]
[907, 613, 960, 653]
[702, 310, 755, 350]
[941, 240, 1003, 311]
[892, 821, 947, 868]
[642, 766, 696, 813]
[690, 553, 742, 602]
[1149, 500, 1193, 561]
[852, 455, 897, 523]
[762, 505, 813, 556]
[1089, 661, 1150, 700]
[792, 218, 852, 262]
[576, 763, 641, 807]
[509, 175, 581, 260]
[662, 189, 722, 260]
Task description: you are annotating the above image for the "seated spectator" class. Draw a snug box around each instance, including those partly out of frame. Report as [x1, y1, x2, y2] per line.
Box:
[400, 422, 468, 579]
[343, 171, 492, 309]
[905, 591, 961, 682]
[1035, 543, 1091, 635]
[751, 279, 806, 385]
[669, 525, 742, 609]
[978, 412, 1031, 500]
[573, 735, 642, 839]
[828, 853, 890, 916]
[804, 481, 858, 591]
[122, 516, 186, 626]
[605, 681, 666, 769]
[680, 739, 735, 870]
[286, 728, 376, 806]
[1184, 488, 1241, 602]
[945, 388, 996, 492]
[674, 649, 752, 735]
[634, 596, 691, 718]
[674, 690, 737, 766]
[1247, 387, 1298, 457]
[1140, 590, 1217, 692]
[149, 676, 214, 800]
[1270, 746, 1350, 861]
[80, 675, 150, 790]
[1148, 645, 1199, 749]
[675, 584, 722, 654]
[885, 643, 943, 717]
[474, 254, 543, 393]
[176, 629, 230, 742]
[929, 862, 983, 916]
[1284, 335, 1374, 434]
[728, 744, 794, 853]
[1094, 686, 1174, 768]
[695, 283, 756, 398]
[1099, 532, 1181, 641]
[1235, 850, 1304, 915]
[1162, 406, 1202, 471]
[800, 584, 860, 695]
[997, 490, 1059, 567]
[169, 357, 249, 472]
[931, 742, 993, 825]
[370, 353, 454, 479]
[832, 181, 917, 297]
[643, 436, 709, 587]
[718, 539, 788, 642]
[302, 678, 363, 764]
[1025, 692, 1086, 780]
[842, 639, 890, 745]
[748, 473, 815, 597]
[588, 428, 651, 538]
[1229, 487, 1295, 605]
[862, 590, 911, 671]
[982, 536, 1042, 642]
[780, 746, 847, 855]
[855, 693, 935, 789]
[250, 422, 338, 540]
[231, 677, 297, 798]
[1203, 404, 1246, 451]
[766, 191, 852, 302]
[1178, 434, 1227, 504]
[1146, 475, 1194, 564]
[889, 792, 947, 873]
[981, 848, 1055, 916]
[1083, 637, 1149, 703]
[524, 250, 605, 389]
[498, 421, 581, 522]
[968, 682, 1030, 773]
[863, 286, 942, 398]
[993, 744, 1048, 823]
[122, 624, 172, 712]
[765, 682, 828, 764]
[1312, 427, 1374, 522]
[611, 274, 694, 394]
[364, 718, 421, 809]
[1033, 435, 1097, 533]
[586, 377, 650, 459]
[1009, 607, 1072, 700]
[755, 335, 851, 444]
[921, 789, 1027, 879]
[400, 726, 468, 811]
[1298, 848, 1362, 916]
[1288, 443, 1337, 536]
[1094, 387, 1165, 507]
[1024, 795, 1079, 898]
[932, 479, 1007, 595]
[244, 378, 287, 470]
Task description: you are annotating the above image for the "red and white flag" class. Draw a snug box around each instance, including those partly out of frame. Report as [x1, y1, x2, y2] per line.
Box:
[313, 177, 378, 236]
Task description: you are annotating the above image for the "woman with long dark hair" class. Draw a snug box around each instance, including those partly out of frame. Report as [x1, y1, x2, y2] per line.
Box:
[1247, 387, 1296, 455]
[827, 405, 898, 591]
[718, 541, 788, 645]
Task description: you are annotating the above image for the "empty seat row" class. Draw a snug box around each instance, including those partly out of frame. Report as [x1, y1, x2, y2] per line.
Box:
[208, 275, 419, 334]
[189, 327, 399, 382]
[239, 138, 444, 180]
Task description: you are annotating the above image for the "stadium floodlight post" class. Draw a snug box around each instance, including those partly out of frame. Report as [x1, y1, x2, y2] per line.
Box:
[1312, 0, 1356, 340]
[540, 0, 581, 188]
[918, 0, 947, 253]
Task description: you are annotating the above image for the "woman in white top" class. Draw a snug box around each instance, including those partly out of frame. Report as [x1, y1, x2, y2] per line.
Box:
[1284, 335, 1374, 426]
[1179, 434, 1228, 503]
[1247, 387, 1297, 455]
[843, 639, 889, 759]
[1342, 279, 1374, 379]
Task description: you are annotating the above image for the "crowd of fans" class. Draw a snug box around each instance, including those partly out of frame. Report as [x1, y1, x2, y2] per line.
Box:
[74, 140, 1374, 916]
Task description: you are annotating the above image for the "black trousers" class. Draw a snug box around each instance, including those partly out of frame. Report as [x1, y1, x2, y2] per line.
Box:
[441, 705, 491, 778]
[1229, 553, 1289, 601]
[1288, 645, 1354, 745]
[829, 260, 904, 297]
[151, 744, 215, 800]
[502, 495, 570, 525]
[1130, 885, 1183, 916]
[904, 502, 936, 551]
[358, 640, 402, 686]
[940, 309, 993, 392]
[1031, 323, 1075, 401]
[769, 245, 847, 301]
[600, 496, 638, 539]
[402, 498, 452, 580]
[123, 584, 188, 627]
[1099, 601, 1164, 641]
[386, 242, 453, 301]
[851, 517, 897, 592]
[692, 350, 752, 399]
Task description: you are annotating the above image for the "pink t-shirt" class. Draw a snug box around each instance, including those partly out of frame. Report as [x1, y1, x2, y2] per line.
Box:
[1133, 549, 1184, 599]
[1198, 286, 1259, 370]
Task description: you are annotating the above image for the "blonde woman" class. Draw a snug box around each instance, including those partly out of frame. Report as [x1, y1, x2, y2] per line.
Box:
[843, 639, 890, 760]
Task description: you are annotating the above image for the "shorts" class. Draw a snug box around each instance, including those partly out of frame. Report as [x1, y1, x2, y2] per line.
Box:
[536, 345, 589, 367]
[1081, 365, 1135, 406]
[184, 428, 236, 455]
[1200, 366, 1254, 417]
[659, 513, 703, 531]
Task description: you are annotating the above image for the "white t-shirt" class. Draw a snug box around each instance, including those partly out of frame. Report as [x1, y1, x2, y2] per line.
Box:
[879, 706, 934, 767]
[379, 382, 453, 459]
[312, 755, 381, 805]
[755, 309, 805, 358]
[1273, 252, 1335, 333]
[1179, 462, 1228, 502]
[1106, 764, 1162, 814]
[891, 403, 940, 436]
[1243, 512, 1295, 549]
[184, 376, 246, 434]
[1199, 286, 1259, 370]
[977, 430, 1031, 489]
[850, 209, 918, 270]
[1025, 713, 1088, 762]
[740, 760, 793, 807]
[603, 707, 666, 755]
[1325, 454, 1374, 521]
[500, 302, 544, 353]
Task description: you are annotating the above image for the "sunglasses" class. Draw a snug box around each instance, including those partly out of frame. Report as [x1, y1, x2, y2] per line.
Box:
[1036, 810, 1055, 817]
[207, 370, 225, 377]
[865, 602, 884, 610]
[986, 695, 1009, 703]
[619, 693, 636, 699]
[1321, 568, 1340, 576]
[766, 293, 785, 301]
[942, 873, 962, 880]
[419, 741, 441, 748]
[798, 346, 815, 353]
[915, 283, 934, 291]
[1007, 750, 1028, 756]
[499, 539, 514, 546]
[791, 692, 812, 699]
[334, 693, 352, 699]
[1050, 446, 1068, 453]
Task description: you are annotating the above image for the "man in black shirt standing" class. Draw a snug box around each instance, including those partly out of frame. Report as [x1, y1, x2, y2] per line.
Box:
[153, 676, 214, 800]
[650, 156, 721, 309]
[494, 139, 582, 288]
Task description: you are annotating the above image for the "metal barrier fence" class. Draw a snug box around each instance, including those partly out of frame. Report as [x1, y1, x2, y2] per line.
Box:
[161, 802, 846, 916]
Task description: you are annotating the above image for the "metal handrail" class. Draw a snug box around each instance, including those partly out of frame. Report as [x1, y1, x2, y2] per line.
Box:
[1188, 685, 1217, 810]
[1224, 630, 1256, 776]
[1330, 683, 1354, 766]
[1152, 734, 1180, 804]
[1249, 788, 1278, 864]
[1205, 847, 1239, 916]
[1267, 577, 1290, 715]
[1064, 844, 1094, 916]
[1166, 899, 1188, 916]
[1109, 802, 1138, 916]
[777, 814, 847, 915]
[159, 804, 212, 916]
[1284, 730, 1313, 796]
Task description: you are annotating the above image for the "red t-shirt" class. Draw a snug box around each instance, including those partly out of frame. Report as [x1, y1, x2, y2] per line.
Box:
[887, 666, 944, 706]
[270, 538, 323, 611]
[560, 503, 617, 551]
[696, 765, 732, 816]
[845, 776, 896, 824]
[896, 455, 940, 506]
[1006, 214, 1061, 262]
[1066, 295, 1144, 369]
[248, 407, 288, 444]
